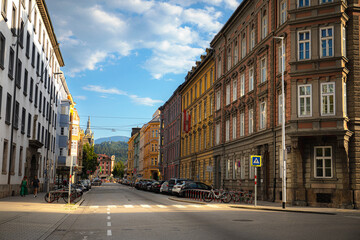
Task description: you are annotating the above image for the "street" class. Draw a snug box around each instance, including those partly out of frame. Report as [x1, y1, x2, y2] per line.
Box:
[44, 183, 360, 240]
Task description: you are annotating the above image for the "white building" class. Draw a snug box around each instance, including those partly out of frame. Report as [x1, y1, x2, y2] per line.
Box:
[0, 0, 66, 197]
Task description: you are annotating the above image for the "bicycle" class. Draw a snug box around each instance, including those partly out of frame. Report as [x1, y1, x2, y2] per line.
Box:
[44, 189, 82, 203]
[203, 188, 232, 203]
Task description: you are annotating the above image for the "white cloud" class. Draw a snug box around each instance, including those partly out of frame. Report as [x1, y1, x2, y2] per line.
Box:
[75, 95, 87, 100]
[48, 0, 229, 78]
[82, 85, 163, 106]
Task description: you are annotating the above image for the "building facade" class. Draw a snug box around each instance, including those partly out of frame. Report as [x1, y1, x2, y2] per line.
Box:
[96, 154, 112, 179]
[179, 49, 215, 186]
[161, 86, 182, 180]
[0, 0, 66, 197]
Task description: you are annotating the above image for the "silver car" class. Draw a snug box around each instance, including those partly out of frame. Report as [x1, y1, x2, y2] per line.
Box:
[160, 181, 169, 194]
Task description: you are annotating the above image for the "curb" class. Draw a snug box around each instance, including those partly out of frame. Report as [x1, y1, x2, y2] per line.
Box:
[168, 197, 336, 215]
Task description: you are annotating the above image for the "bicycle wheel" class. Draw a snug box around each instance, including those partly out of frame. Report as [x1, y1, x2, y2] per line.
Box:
[232, 192, 241, 202]
[203, 192, 213, 202]
[44, 192, 55, 203]
[221, 192, 232, 203]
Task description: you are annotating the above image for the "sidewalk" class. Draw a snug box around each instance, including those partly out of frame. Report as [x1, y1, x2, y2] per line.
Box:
[168, 196, 360, 215]
[0, 191, 85, 240]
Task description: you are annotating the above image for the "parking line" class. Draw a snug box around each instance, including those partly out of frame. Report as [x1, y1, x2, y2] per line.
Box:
[157, 205, 167, 208]
[124, 205, 134, 208]
[107, 230, 112, 236]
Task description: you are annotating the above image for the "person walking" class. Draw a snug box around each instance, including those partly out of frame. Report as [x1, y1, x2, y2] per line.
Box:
[32, 176, 40, 197]
[20, 176, 28, 197]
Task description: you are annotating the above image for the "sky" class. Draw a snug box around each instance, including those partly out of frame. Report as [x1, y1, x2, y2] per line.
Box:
[45, 0, 241, 139]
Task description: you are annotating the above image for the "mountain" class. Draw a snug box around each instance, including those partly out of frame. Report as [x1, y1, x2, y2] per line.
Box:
[94, 141, 128, 163]
[95, 136, 130, 144]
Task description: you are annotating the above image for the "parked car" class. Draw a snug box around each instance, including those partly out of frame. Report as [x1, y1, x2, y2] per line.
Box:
[151, 181, 165, 193]
[160, 181, 169, 194]
[167, 178, 191, 194]
[145, 180, 155, 191]
[179, 181, 212, 197]
[172, 180, 193, 196]
[78, 180, 91, 191]
[92, 178, 102, 186]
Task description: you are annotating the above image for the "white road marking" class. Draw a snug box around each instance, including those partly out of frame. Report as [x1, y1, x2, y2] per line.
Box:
[124, 205, 134, 208]
[107, 216, 111, 220]
[107, 208, 110, 211]
[173, 205, 186, 208]
[107, 230, 112, 236]
[190, 205, 203, 208]
[157, 205, 167, 208]
[108, 205, 116, 208]
[107, 222, 111, 227]
[90, 206, 99, 209]
[107, 212, 110, 215]
[206, 204, 220, 208]
[140, 204, 151, 208]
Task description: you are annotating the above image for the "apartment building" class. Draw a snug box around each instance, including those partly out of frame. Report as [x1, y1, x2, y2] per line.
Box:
[0, 0, 66, 197]
[179, 49, 215, 186]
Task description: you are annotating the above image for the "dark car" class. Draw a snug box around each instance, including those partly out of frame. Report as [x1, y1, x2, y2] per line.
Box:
[151, 181, 165, 193]
[179, 181, 212, 197]
[91, 179, 102, 186]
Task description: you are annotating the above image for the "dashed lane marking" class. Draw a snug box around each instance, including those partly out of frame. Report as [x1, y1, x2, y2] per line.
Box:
[107, 216, 111, 220]
[107, 222, 111, 227]
[157, 205, 167, 208]
[140, 204, 151, 208]
[190, 205, 203, 208]
[174, 205, 186, 208]
[107, 230, 112, 236]
[124, 205, 134, 208]
[108, 205, 116, 208]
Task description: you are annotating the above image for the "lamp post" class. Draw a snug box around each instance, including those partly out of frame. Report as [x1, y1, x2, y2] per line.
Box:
[274, 36, 286, 209]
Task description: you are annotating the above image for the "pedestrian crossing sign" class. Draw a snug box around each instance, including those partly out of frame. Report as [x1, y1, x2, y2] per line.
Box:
[251, 155, 262, 167]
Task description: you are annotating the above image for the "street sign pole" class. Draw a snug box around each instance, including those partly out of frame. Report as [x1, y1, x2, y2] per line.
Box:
[250, 155, 262, 208]
[255, 167, 257, 207]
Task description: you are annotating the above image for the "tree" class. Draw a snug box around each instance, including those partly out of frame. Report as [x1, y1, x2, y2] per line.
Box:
[82, 143, 98, 178]
[112, 161, 125, 178]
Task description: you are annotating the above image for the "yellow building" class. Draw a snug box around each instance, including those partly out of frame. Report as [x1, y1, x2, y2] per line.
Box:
[142, 111, 161, 180]
[68, 95, 81, 181]
[127, 135, 135, 180]
[180, 49, 215, 186]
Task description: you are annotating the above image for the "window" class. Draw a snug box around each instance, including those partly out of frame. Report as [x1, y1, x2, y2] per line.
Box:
[242, 33, 246, 58]
[298, 0, 310, 7]
[31, 43, 35, 67]
[240, 112, 244, 136]
[321, 82, 335, 116]
[232, 80, 237, 102]
[225, 119, 230, 142]
[260, 101, 266, 129]
[18, 147, 23, 176]
[240, 156, 245, 179]
[39, 91, 42, 112]
[1, 0, 7, 19]
[215, 123, 220, 145]
[279, 44, 286, 73]
[15, 59, 22, 88]
[343, 82, 347, 117]
[210, 68, 213, 85]
[27, 113, 31, 137]
[11, 5, 16, 35]
[2, 140, 8, 174]
[216, 90, 221, 110]
[21, 108, 26, 134]
[199, 104, 202, 122]
[14, 101, 19, 129]
[204, 75, 208, 91]
[249, 68, 254, 91]
[298, 31, 311, 60]
[34, 10, 37, 32]
[233, 159, 237, 179]
[0, 32, 5, 69]
[342, 26, 346, 58]
[250, 26, 255, 51]
[6, 93, 11, 124]
[232, 115, 237, 139]
[226, 84, 230, 105]
[227, 48, 231, 71]
[298, 84, 312, 117]
[234, 39, 238, 65]
[8, 47, 15, 79]
[210, 96, 213, 115]
[320, 0, 332, 3]
[249, 108, 253, 134]
[195, 85, 197, 99]
[280, 0, 287, 25]
[29, 78, 33, 101]
[34, 85, 38, 107]
[217, 57, 222, 78]
[240, 74, 245, 96]
[226, 159, 231, 179]
[19, 21, 24, 47]
[204, 100, 207, 119]
[279, 94, 284, 125]
[199, 80, 202, 96]
[198, 132, 201, 151]
[203, 129, 207, 149]
[315, 147, 332, 178]
[320, 27, 333, 57]
[0, 86, 2, 117]
[249, 156, 254, 179]
[28, 0, 32, 20]
[39, 22, 42, 43]
[262, 10, 267, 39]
[36, 52, 40, 75]
[260, 57, 267, 83]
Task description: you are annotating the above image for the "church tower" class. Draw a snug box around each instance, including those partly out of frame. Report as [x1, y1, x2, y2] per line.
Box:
[84, 116, 94, 146]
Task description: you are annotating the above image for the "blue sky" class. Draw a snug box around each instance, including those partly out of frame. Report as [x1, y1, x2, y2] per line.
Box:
[46, 0, 241, 139]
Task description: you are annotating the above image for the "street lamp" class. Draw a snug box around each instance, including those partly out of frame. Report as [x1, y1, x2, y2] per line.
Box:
[274, 36, 286, 209]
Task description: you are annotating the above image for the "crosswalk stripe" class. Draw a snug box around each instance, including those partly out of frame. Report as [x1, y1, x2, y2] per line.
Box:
[124, 205, 134, 208]
[190, 205, 203, 208]
[140, 204, 151, 208]
[90, 206, 99, 208]
[173, 205, 186, 208]
[157, 205, 167, 208]
[206, 204, 220, 208]
[107, 222, 111, 227]
[108, 205, 117, 208]
[107, 230, 112, 236]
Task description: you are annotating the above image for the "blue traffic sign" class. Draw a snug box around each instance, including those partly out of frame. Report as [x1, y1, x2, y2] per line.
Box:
[251, 155, 262, 167]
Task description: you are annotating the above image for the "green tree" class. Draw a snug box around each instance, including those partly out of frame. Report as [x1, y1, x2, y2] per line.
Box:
[82, 143, 98, 178]
[112, 161, 125, 178]
[94, 141, 128, 163]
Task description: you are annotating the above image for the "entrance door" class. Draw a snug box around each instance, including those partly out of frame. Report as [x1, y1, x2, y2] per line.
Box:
[30, 155, 37, 181]
[215, 156, 221, 189]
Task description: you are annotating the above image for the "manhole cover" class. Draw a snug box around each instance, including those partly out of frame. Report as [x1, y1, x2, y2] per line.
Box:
[232, 219, 253, 222]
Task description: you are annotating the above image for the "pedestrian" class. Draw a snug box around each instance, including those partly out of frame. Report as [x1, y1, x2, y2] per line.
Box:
[20, 176, 28, 197]
[32, 175, 40, 197]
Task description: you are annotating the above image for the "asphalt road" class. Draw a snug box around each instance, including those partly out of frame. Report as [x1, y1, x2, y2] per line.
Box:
[46, 183, 360, 240]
